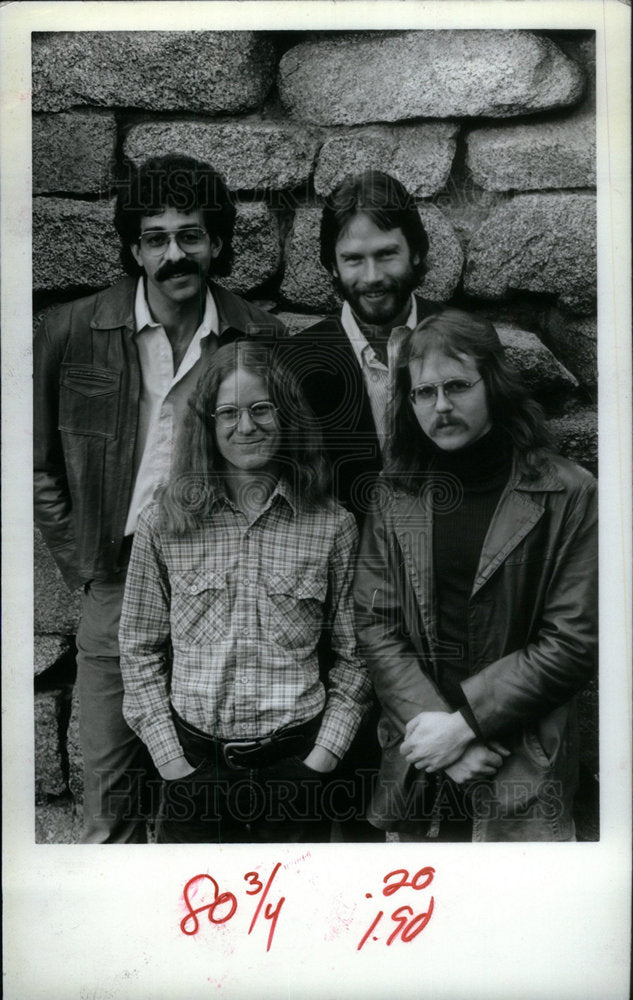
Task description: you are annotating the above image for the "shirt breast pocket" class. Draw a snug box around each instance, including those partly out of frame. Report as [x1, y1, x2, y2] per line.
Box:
[263, 571, 327, 650]
[59, 364, 121, 440]
[171, 570, 229, 644]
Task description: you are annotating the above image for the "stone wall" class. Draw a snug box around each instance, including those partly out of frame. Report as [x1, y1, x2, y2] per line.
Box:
[32, 29, 599, 842]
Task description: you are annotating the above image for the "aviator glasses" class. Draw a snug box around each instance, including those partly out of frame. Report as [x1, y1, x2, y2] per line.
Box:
[212, 401, 278, 429]
[409, 376, 483, 407]
[138, 227, 209, 255]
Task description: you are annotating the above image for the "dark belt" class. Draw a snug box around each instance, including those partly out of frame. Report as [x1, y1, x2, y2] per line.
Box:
[172, 708, 321, 771]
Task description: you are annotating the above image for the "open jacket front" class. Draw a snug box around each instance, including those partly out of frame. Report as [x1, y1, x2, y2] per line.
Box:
[33, 276, 286, 590]
[353, 452, 598, 841]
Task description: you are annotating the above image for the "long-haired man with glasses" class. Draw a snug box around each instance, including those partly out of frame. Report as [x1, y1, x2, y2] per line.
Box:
[354, 309, 597, 841]
[34, 154, 285, 843]
[119, 341, 371, 843]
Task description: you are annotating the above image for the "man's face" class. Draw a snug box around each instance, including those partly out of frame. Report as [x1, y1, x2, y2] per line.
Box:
[408, 349, 492, 451]
[333, 213, 419, 326]
[131, 206, 221, 307]
[214, 368, 281, 476]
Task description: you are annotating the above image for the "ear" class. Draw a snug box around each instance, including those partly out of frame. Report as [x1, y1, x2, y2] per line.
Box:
[208, 235, 222, 259]
[130, 242, 144, 269]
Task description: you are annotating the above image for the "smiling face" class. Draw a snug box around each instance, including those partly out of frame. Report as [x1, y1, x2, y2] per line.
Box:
[131, 206, 221, 309]
[408, 349, 492, 451]
[333, 213, 419, 327]
[214, 368, 282, 476]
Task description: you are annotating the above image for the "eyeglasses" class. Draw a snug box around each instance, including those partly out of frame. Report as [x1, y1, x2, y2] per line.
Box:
[409, 377, 483, 406]
[211, 401, 278, 429]
[137, 227, 209, 255]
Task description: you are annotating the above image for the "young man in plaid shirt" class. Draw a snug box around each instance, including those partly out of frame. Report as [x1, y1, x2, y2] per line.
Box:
[120, 341, 372, 843]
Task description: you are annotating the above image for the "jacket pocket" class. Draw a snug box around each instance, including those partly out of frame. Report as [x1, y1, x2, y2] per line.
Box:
[521, 726, 554, 770]
[59, 364, 121, 440]
[171, 570, 229, 643]
[263, 571, 327, 650]
[377, 717, 401, 750]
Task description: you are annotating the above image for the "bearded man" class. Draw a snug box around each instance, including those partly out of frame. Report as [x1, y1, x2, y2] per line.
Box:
[278, 170, 437, 839]
[281, 169, 437, 523]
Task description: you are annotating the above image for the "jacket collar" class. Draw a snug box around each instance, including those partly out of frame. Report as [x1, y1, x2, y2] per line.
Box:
[210, 281, 257, 336]
[90, 276, 137, 333]
[388, 449, 566, 597]
[509, 456, 566, 493]
[473, 453, 564, 593]
[89, 276, 254, 338]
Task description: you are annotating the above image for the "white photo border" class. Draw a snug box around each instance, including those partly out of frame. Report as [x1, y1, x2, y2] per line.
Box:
[2, 3, 631, 998]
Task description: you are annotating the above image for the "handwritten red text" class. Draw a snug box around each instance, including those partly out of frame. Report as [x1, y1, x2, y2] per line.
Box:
[357, 866, 435, 951]
[180, 863, 285, 952]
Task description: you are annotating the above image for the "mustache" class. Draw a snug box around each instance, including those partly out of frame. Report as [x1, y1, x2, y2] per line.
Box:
[155, 259, 201, 282]
[432, 417, 466, 432]
[359, 281, 395, 294]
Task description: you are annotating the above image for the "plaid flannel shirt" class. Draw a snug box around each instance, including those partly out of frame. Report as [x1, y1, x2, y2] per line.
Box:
[120, 480, 372, 768]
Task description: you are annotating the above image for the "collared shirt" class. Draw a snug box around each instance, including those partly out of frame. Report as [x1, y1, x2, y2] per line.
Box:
[120, 480, 372, 768]
[123, 280, 218, 535]
[341, 298, 417, 452]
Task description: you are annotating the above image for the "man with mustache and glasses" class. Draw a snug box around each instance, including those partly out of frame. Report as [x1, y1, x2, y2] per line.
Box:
[34, 153, 285, 843]
[354, 309, 597, 842]
[278, 170, 438, 840]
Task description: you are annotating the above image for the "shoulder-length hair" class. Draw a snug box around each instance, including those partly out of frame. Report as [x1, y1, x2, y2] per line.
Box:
[114, 153, 236, 278]
[319, 170, 429, 284]
[385, 308, 552, 489]
[159, 339, 330, 533]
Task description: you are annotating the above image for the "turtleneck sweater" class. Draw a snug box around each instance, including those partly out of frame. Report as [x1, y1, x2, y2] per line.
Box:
[428, 424, 513, 717]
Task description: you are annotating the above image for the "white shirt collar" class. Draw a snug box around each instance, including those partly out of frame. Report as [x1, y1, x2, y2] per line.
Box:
[341, 297, 417, 368]
[134, 278, 218, 340]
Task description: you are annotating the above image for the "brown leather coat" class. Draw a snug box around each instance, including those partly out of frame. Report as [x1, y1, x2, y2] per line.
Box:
[353, 453, 598, 840]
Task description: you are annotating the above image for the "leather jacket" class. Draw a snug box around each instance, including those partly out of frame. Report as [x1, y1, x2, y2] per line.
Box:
[353, 452, 598, 840]
[34, 276, 286, 590]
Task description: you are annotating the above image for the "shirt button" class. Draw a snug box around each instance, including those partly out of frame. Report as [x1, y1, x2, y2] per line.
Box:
[240, 677, 248, 684]
[242, 627, 250, 636]
[243, 579, 251, 587]
[189, 584, 199, 594]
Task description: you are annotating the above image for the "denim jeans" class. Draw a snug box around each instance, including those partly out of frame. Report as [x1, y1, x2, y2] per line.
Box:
[76, 571, 157, 843]
[157, 713, 335, 844]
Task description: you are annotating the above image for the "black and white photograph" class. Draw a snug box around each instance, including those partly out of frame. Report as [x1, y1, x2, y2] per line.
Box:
[2, 2, 631, 998]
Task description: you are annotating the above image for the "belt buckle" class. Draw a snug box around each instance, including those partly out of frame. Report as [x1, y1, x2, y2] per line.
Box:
[223, 740, 259, 769]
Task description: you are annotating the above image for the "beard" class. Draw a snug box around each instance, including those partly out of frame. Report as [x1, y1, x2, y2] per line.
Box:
[334, 265, 419, 327]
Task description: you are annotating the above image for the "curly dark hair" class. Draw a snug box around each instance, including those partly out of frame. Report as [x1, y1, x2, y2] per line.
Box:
[319, 169, 429, 284]
[385, 308, 552, 488]
[159, 339, 331, 533]
[114, 153, 236, 277]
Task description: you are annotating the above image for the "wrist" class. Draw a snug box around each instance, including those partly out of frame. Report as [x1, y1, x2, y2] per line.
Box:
[449, 712, 475, 756]
[159, 755, 196, 780]
[303, 745, 339, 773]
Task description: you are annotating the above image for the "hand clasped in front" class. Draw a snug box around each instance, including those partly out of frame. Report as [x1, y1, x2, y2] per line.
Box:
[400, 711, 474, 772]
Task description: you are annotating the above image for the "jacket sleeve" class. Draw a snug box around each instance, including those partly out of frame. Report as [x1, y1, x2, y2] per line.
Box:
[354, 501, 451, 737]
[461, 477, 598, 739]
[313, 511, 373, 759]
[33, 313, 82, 591]
[119, 505, 184, 769]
